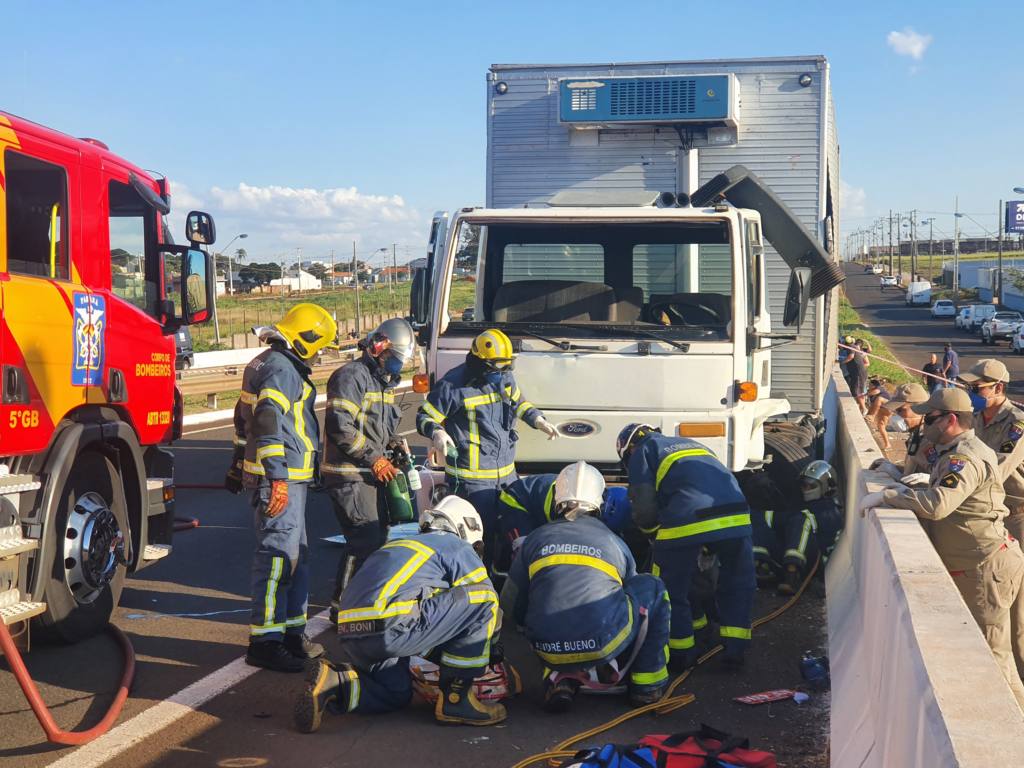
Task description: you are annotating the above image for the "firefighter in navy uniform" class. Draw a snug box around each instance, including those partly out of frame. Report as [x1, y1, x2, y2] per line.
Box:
[322, 318, 417, 618]
[416, 329, 558, 558]
[225, 304, 338, 673]
[618, 424, 755, 669]
[293, 496, 505, 731]
[497, 472, 557, 545]
[508, 462, 671, 711]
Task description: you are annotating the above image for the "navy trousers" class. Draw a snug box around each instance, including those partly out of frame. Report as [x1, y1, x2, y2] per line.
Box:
[249, 482, 309, 643]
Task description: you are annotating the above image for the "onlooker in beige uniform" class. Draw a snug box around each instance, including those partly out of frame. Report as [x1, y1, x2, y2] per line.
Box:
[863, 388, 1024, 708]
[961, 359, 1024, 544]
[870, 382, 936, 478]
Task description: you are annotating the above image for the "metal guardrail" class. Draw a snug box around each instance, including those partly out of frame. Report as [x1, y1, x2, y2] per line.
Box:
[176, 341, 360, 409]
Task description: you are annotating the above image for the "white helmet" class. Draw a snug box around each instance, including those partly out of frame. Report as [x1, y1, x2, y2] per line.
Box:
[553, 461, 605, 521]
[419, 495, 485, 547]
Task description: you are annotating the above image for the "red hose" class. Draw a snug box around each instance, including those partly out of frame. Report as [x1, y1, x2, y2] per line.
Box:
[0, 621, 135, 745]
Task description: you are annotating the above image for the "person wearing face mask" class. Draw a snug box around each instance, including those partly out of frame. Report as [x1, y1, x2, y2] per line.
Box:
[322, 318, 417, 619]
[860, 387, 1024, 708]
[416, 329, 557, 565]
[960, 359, 1024, 544]
[870, 382, 935, 479]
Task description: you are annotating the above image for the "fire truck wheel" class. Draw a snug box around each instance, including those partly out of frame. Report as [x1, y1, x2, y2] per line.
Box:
[36, 451, 128, 643]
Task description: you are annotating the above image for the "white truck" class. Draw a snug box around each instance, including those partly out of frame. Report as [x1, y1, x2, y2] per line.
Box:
[410, 57, 843, 477]
[905, 281, 931, 305]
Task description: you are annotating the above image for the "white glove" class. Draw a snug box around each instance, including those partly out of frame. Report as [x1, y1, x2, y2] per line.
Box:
[535, 417, 559, 440]
[870, 459, 903, 481]
[429, 429, 456, 467]
[900, 472, 931, 488]
[858, 491, 887, 515]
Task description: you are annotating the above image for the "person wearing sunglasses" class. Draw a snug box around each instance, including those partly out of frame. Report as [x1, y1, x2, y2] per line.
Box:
[861, 387, 1024, 708]
[960, 359, 1024, 545]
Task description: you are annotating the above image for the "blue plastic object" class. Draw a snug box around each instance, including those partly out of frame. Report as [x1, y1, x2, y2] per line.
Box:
[602, 486, 632, 533]
[800, 652, 830, 689]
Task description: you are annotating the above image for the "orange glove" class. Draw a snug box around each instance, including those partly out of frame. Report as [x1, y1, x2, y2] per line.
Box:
[265, 480, 289, 518]
[371, 456, 399, 483]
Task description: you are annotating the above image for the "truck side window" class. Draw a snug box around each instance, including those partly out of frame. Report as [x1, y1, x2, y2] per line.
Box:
[745, 220, 763, 323]
[109, 180, 158, 315]
[4, 150, 70, 280]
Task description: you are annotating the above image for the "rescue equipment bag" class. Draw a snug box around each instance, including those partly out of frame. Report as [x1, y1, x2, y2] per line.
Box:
[564, 725, 777, 768]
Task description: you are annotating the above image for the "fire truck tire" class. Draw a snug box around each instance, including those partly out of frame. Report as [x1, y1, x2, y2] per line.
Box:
[763, 431, 813, 500]
[35, 451, 128, 644]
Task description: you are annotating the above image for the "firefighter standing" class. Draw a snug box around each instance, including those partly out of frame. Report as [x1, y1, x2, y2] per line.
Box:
[294, 496, 504, 731]
[618, 425, 755, 669]
[226, 304, 338, 673]
[322, 318, 417, 617]
[960, 359, 1024, 543]
[416, 329, 557, 555]
[862, 388, 1024, 708]
[508, 461, 671, 711]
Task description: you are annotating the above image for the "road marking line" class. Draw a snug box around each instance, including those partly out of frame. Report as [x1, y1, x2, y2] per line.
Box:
[47, 610, 332, 768]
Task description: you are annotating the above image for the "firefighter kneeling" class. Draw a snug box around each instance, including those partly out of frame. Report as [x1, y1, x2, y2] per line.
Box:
[294, 497, 506, 732]
[508, 461, 671, 712]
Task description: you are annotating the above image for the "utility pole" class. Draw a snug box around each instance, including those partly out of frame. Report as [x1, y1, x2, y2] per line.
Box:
[998, 199, 1005, 304]
[910, 210, 918, 281]
[352, 241, 362, 335]
[953, 196, 961, 302]
[391, 243, 397, 295]
[888, 210, 894, 274]
[329, 249, 335, 289]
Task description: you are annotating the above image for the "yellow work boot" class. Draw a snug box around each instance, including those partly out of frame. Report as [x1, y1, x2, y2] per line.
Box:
[435, 676, 507, 726]
[293, 659, 349, 734]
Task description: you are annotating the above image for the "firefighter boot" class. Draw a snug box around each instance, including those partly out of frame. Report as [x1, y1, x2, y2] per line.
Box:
[629, 681, 669, 707]
[284, 632, 325, 660]
[294, 659, 350, 733]
[543, 675, 581, 713]
[777, 564, 802, 596]
[436, 676, 507, 726]
[246, 640, 305, 673]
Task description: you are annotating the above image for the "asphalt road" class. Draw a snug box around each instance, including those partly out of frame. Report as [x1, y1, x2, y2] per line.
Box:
[842, 263, 1024, 397]
[1, 387, 829, 768]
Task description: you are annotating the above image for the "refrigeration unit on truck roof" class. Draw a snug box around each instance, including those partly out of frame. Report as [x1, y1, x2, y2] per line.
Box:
[559, 74, 739, 127]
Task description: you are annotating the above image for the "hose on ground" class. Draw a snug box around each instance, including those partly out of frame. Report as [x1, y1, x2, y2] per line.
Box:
[509, 556, 821, 768]
[0, 621, 135, 746]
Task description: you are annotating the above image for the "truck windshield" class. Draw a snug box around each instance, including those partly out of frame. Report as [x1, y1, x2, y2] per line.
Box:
[443, 220, 734, 341]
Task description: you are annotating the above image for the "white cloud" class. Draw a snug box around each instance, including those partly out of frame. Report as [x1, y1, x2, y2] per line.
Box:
[166, 182, 427, 264]
[840, 180, 867, 220]
[887, 28, 933, 61]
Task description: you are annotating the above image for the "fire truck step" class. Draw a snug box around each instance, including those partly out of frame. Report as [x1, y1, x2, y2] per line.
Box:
[0, 525, 38, 559]
[0, 600, 47, 626]
[0, 474, 41, 494]
[142, 544, 172, 561]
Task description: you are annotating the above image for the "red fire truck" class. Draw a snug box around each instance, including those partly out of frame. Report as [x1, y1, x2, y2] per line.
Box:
[0, 112, 214, 643]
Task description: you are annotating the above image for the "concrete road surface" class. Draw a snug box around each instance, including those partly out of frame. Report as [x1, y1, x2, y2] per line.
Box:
[1, 384, 828, 767]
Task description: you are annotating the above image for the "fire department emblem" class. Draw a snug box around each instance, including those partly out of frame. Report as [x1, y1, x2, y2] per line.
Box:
[1010, 422, 1024, 442]
[72, 292, 106, 386]
[947, 456, 967, 473]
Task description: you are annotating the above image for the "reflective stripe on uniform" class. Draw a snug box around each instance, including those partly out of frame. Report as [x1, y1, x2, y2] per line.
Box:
[655, 448, 712, 490]
[288, 467, 315, 481]
[285, 614, 306, 627]
[765, 509, 774, 528]
[249, 623, 285, 636]
[445, 463, 516, 481]
[337, 539, 436, 624]
[321, 463, 368, 476]
[786, 514, 815, 562]
[543, 482, 556, 521]
[668, 636, 695, 650]
[240, 390, 257, 405]
[259, 388, 291, 412]
[498, 490, 528, 513]
[631, 666, 669, 686]
[656, 513, 751, 541]
[294, 382, 315, 474]
[720, 625, 752, 640]
[527, 554, 622, 584]
[257, 444, 285, 460]
[453, 567, 488, 586]
[330, 397, 361, 416]
[516, 400, 535, 418]
[535, 602, 633, 665]
[244, 460, 266, 476]
[233, 435, 247, 446]
[692, 615, 708, 631]
[464, 392, 501, 471]
[419, 401, 446, 427]
[251, 556, 284, 635]
[343, 668, 360, 712]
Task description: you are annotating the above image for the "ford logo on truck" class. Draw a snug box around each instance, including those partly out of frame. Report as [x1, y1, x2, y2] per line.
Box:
[559, 420, 598, 437]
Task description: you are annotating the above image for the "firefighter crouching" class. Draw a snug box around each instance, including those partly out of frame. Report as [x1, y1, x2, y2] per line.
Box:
[416, 329, 558, 562]
[294, 496, 504, 731]
[861, 388, 1024, 708]
[322, 318, 416, 619]
[225, 304, 339, 673]
[618, 425, 755, 670]
[508, 461, 671, 712]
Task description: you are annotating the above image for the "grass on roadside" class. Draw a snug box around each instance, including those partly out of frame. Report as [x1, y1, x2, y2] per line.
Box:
[838, 294, 917, 386]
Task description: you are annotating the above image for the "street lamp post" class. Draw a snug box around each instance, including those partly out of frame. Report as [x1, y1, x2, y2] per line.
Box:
[921, 218, 935, 281]
[220, 233, 248, 295]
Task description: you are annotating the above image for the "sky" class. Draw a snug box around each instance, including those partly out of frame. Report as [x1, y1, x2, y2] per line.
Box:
[2, 0, 1020, 267]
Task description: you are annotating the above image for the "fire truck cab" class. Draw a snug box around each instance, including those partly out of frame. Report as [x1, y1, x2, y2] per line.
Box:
[0, 112, 214, 643]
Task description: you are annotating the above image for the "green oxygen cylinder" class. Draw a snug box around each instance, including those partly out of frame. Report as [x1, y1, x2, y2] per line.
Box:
[384, 471, 415, 524]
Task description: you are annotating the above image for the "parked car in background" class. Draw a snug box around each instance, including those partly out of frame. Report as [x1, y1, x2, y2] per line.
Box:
[880, 274, 899, 289]
[872, 264, 883, 275]
[863, 263, 874, 273]
[905, 281, 931, 305]
[981, 311, 1024, 345]
[931, 299, 956, 318]
[969, 304, 997, 334]
[174, 326, 195, 370]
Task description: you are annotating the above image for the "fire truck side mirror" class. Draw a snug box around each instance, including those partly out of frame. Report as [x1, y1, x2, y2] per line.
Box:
[182, 249, 213, 324]
[186, 211, 216, 246]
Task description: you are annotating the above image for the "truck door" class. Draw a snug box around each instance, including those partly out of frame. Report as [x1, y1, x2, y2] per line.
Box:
[0, 133, 88, 456]
[744, 217, 771, 391]
[410, 211, 448, 379]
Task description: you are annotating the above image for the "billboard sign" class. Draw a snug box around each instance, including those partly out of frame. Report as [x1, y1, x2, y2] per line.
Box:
[1007, 201, 1024, 234]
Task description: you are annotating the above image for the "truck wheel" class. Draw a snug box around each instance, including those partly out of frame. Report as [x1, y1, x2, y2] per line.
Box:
[35, 451, 128, 643]
[763, 431, 814, 500]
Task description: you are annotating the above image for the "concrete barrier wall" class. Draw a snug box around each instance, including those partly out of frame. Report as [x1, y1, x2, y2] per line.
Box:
[193, 348, 263, 369]
[827, 367, 1024, 766]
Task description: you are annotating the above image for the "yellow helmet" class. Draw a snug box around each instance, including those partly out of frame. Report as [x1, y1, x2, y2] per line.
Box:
[470, 329, 514, 369]
[275, 303, 339, 360]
